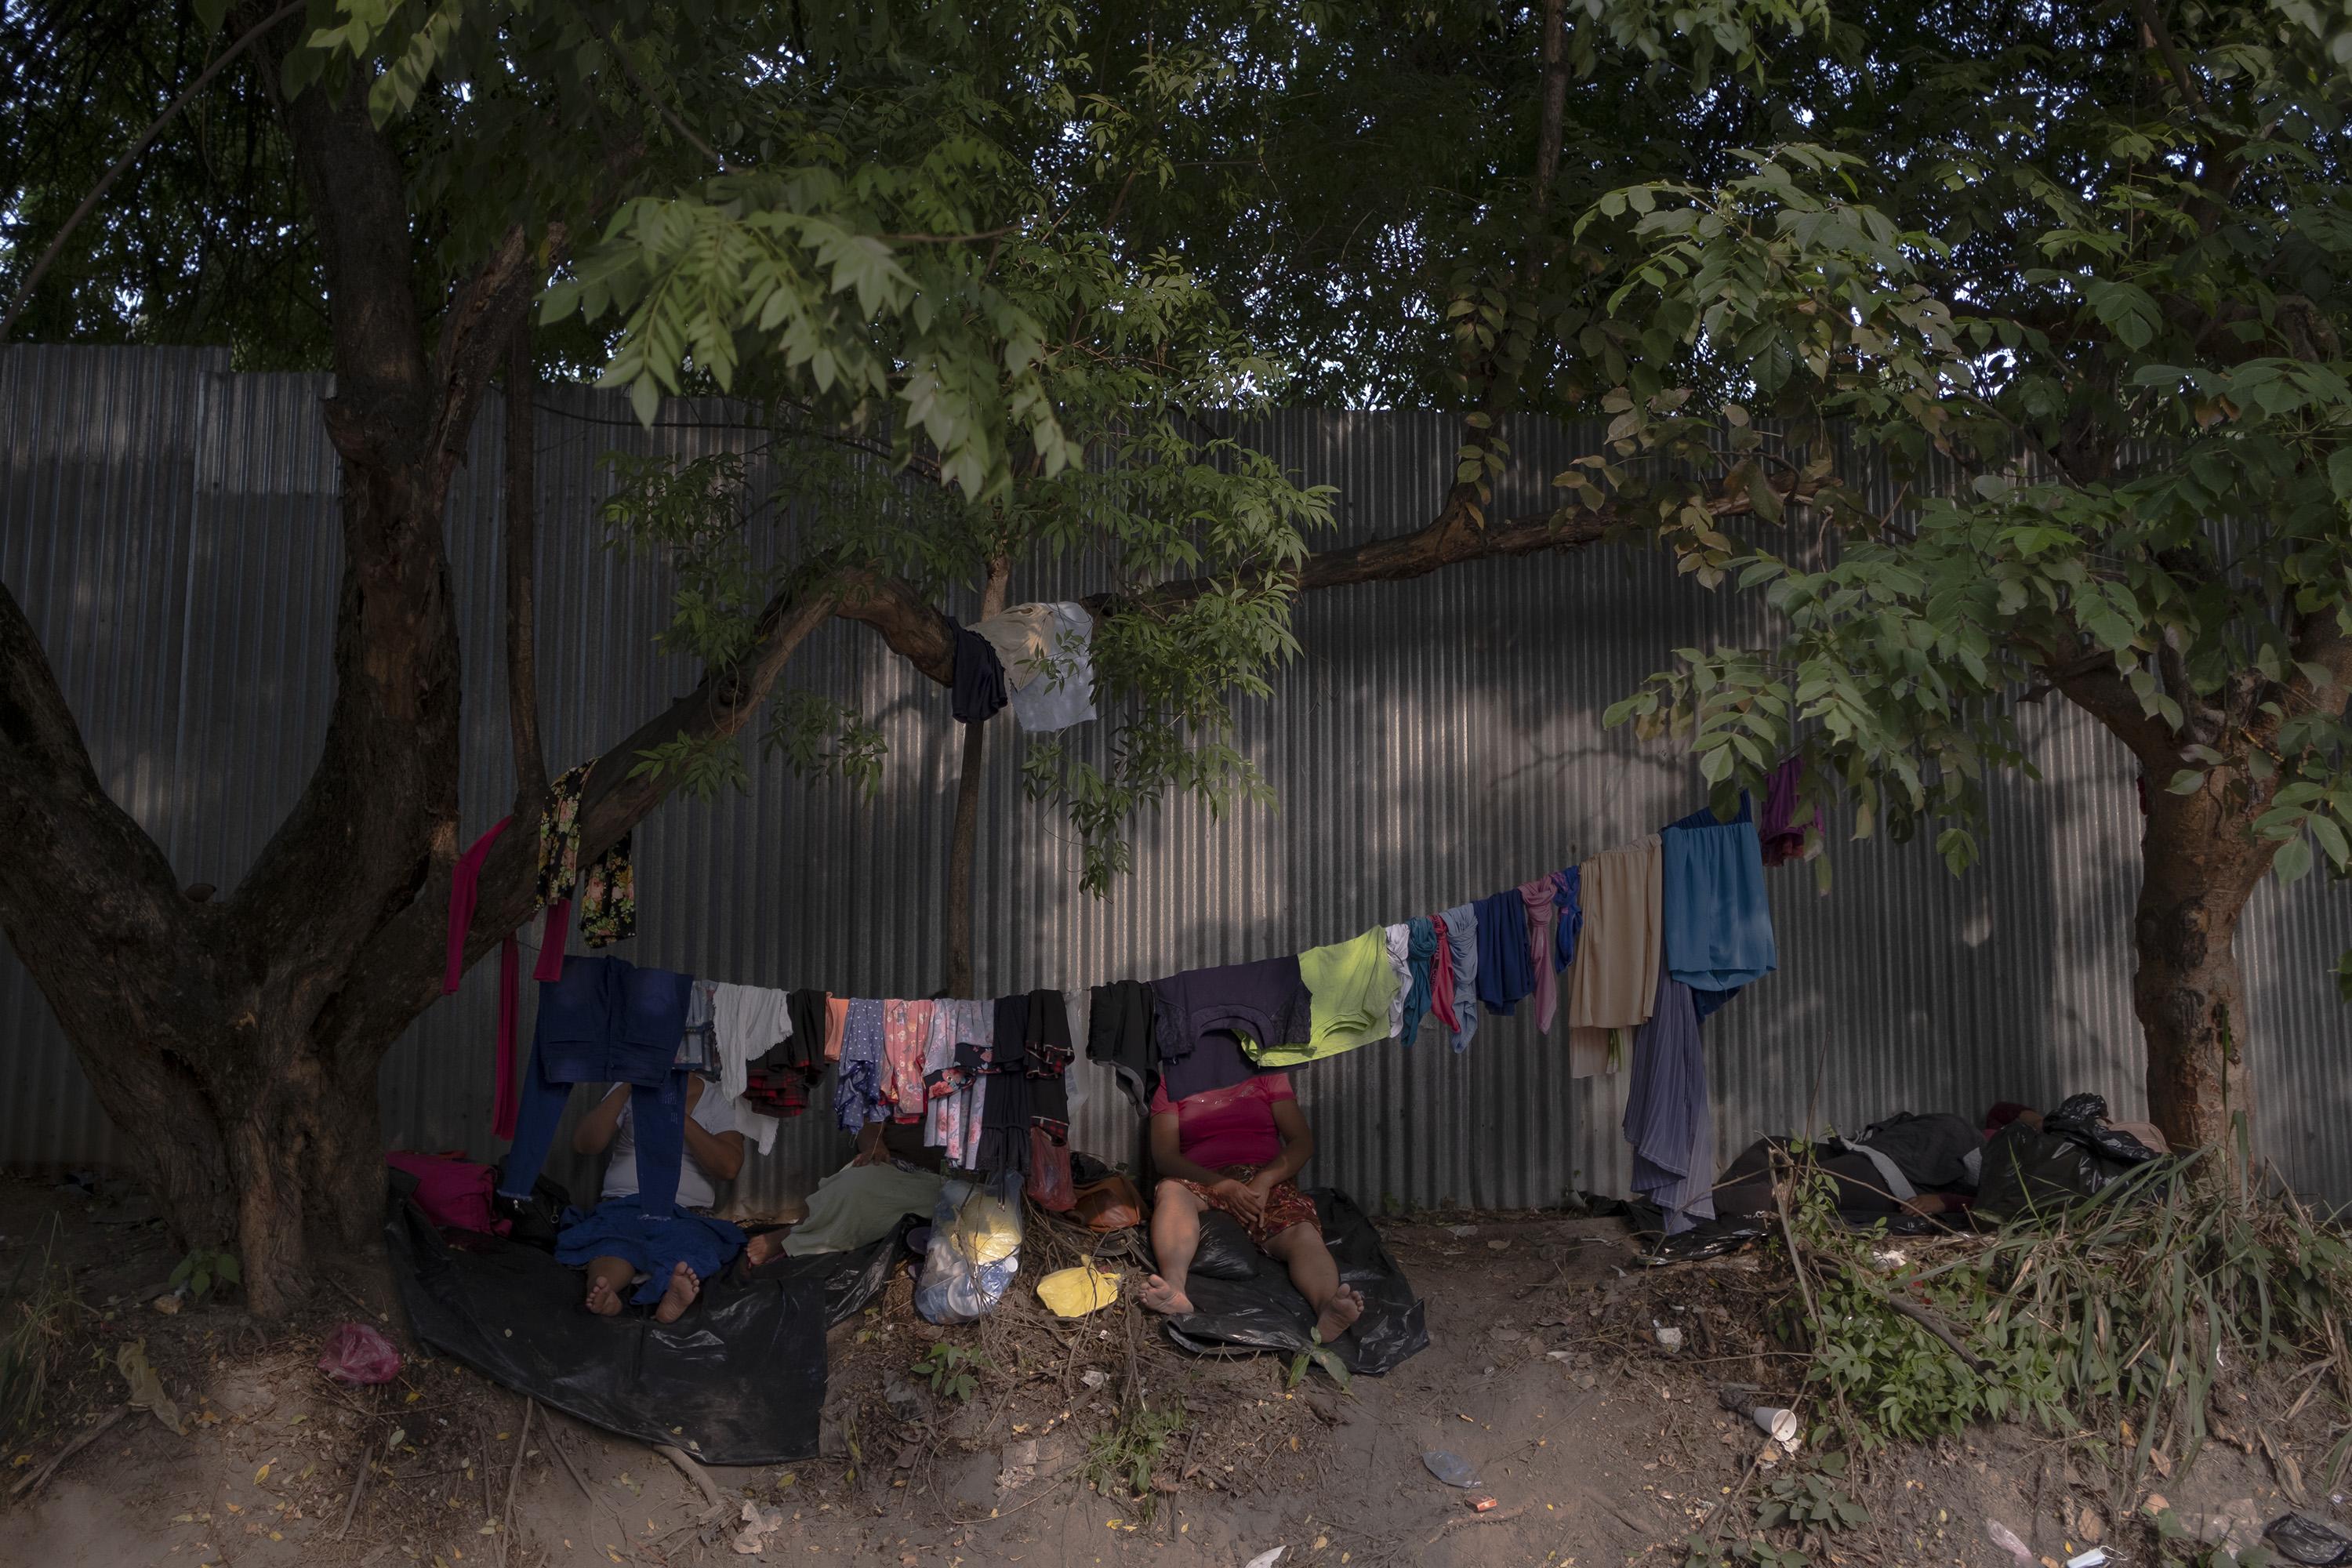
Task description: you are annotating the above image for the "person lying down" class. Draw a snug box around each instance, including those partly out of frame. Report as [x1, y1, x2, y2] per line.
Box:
[560, 1075, 746, 1322]
[1137, 1069, 1365, 1347]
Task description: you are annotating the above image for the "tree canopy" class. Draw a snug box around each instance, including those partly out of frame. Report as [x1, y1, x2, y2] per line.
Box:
[6, 0, 2351, 1303]
[1600, 0, 2352, 1141]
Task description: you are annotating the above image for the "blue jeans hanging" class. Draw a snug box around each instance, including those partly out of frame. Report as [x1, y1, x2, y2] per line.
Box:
[499, 956, 695, 1218]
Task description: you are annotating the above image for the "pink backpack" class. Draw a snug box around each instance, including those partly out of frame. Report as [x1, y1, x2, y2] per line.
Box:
[386, 1149, 510, 1236]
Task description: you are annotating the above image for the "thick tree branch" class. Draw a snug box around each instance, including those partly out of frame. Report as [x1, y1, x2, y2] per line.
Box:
[945, 557, 1011, 995]
[284, 73, 432, 463]
[318, 582, 842, 1066]
[837, 571, 957, 681]
[2051, 655, 2180, 768]
[226, 66, 467, 989]
[2134, 0, 2207, 114]
[429, 221, 566, 485]
[839, 477, 1809, 691]
[0, 576, 187, 934]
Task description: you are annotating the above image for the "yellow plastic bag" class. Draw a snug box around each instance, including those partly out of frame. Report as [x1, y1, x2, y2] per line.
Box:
[1036, 1266, 1121, 1318]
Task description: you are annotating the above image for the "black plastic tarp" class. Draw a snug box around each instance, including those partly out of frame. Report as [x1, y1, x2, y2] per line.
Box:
[1160, 1189, 1428, 1375]
[383, 1189, 907, 1465]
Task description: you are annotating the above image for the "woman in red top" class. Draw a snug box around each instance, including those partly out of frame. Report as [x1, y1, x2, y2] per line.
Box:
[1138, 1072, 1365, 1345]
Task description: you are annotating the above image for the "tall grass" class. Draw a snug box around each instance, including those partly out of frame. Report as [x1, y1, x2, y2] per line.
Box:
[1782, 1146, 2352, 1486]
[0, 1220, 82, 1440]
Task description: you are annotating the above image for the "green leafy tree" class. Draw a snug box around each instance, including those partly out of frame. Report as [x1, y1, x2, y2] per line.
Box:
[0, 0, 1837, 1310]
[1602, 0, 2352, 1149]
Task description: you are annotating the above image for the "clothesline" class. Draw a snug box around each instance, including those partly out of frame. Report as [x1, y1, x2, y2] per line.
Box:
[454, 779, 1794, 1248]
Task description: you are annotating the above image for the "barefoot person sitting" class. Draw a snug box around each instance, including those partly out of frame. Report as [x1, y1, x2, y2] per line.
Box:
[561, 1073, 746, 1323]
[1137, 1070, 1365, 1345]
[741, 1119, 946, 1268]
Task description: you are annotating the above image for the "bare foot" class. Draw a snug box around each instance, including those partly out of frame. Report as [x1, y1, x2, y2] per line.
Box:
[1313, 1283, 1365, 1344]
[584, 1274, 625, 1316]
[743, 1230, 786, 1268]
[1138, 1273, 1194, 1315]
[652, 1261, 702, 1324]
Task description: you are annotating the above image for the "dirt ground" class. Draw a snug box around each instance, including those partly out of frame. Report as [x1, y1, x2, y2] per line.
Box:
[4, 1171, 2347, 1568]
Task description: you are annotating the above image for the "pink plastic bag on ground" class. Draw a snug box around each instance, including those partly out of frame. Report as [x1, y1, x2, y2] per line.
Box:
[318, 1322, 402, 1386]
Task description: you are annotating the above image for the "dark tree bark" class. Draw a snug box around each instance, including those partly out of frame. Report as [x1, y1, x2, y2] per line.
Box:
[943, 557, 1012, 996]
[2057, 614, 2352, 1154]
[0, 59, 763, 1313]
[2132, 786, 2263, 1155]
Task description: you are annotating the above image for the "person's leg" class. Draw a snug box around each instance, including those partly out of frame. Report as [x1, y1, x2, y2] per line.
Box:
[652, 1261, 702, 1324]
[1264, 1222, 1364, 1345]
[582, 1256, 634, 1316]
[1139, 1180, 1203, 1314]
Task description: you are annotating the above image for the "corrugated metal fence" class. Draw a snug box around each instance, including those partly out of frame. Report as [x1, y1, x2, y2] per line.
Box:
[4, 344, 2348, 1212]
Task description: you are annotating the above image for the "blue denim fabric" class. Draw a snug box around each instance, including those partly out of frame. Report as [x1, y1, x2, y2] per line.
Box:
[499, 1046, 689, 1216]
[499, 956, 695, 1216]
[554, 1196, 745, 1305]
[534, 956, 692, 1087]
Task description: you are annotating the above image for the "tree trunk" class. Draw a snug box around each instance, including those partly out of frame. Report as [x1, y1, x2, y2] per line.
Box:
[942, 557, 1012, 996]
[2131, 772, 2270, 1155]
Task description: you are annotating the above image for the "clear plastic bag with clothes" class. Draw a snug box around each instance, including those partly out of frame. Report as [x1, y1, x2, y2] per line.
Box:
[913, 1170, 1025, 1323]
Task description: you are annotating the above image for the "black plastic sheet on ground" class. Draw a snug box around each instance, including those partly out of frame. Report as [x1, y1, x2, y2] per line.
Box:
[383, 1183, 908, 1465]
[1160, 1189, 1428, 1375]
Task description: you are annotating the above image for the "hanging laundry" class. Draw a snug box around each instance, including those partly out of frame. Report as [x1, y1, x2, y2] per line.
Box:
[1662, 811, 1777, 993]
[600, 1076, 739, 1210]
[1663, 796, 1766, 1020]
[1156, 1029, 1258, 1103]
[1024, 989, 1074, 1144]
[786, 989, 829, 1062]
[499, 955, 695, 1218]
[1025, 991, 1076, 1204]
[835, 999, 887, 1133]
[532, 760, 635, 982]
[1759, 756, 1817, 868]
[710, 983, 791, 1103]
[1436, 902, 1481, 1051]
[1519, 877, 1561, 1033]
[1149, 956, 1311, 1069]
[924, 1000, 990, 1162]
[740, 987, 826, 1134]
[1552, 866, 1582, 972]
[1252, 927, 1402, 1067]
[1381, 924, 1413, 1040]
[823, 995, 850, 1062]
[1621, 974, 1716, 1236]
[1566, 835, 1662, 1030]
[1428, 914, 1455, 1037]
[677, 982, 720, 1076]
[1473, 888, 1532, 1018]
[1084, 978, 1156, 1114]
[1025, 989, 1075, 1075]
[949, 621, 1009, 724]
[883, 999, 937, 1122]
[1005, 602, 1097, 733]
[445, 816, 523, 1138]
[971, 603, 1060, 690]
[739, 1065, 809, 1120]
[1566, 1025, 1614, 1079]
[1397, 916, 1439, 1045]
[974, 994, 1032, 1176]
